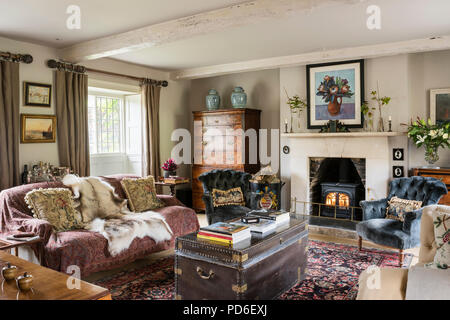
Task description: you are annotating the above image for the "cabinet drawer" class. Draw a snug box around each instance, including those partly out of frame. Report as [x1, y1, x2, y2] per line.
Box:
[419, 174, 450, 185]
[204, 114, 241, 126]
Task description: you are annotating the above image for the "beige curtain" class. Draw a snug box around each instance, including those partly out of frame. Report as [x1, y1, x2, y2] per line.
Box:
[141, 83, 161, 177]
[55, 70, 90, 176]
[0, 61, 20, 190]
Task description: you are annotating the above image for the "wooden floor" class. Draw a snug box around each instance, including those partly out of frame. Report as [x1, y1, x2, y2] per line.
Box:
[84, 213, 419, 283]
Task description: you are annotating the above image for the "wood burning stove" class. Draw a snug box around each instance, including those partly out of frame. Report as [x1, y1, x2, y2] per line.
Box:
[321, 182, 359, 219]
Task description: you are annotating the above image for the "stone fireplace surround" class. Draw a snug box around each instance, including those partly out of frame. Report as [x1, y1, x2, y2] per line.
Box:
[280, 132, 408, 214]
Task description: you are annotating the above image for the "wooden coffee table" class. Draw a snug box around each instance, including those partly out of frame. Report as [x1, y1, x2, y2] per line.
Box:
[175, 215, 309, 300]
[0, 251, 110, 300]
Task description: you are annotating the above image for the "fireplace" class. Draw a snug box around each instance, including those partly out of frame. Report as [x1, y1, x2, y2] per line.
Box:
[310, 157, 365, 221]
[321, 182, 359, 219]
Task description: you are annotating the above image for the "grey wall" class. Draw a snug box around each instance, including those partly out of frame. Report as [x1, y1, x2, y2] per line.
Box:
[189, 69, 280, 132]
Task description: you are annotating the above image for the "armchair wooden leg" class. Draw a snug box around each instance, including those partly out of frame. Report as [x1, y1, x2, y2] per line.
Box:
[399, 249, 404, 267]
[358, 236, 362, 251]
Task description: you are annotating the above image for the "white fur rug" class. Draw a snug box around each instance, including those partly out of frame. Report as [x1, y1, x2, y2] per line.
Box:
[63, 175, 173, 256]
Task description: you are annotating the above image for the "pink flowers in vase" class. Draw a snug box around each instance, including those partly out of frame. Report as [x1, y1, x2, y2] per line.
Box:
[161, 158, 178, 175]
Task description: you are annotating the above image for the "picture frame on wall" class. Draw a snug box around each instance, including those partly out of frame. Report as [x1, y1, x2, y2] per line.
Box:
[430, 88, 450, 125]
[21, 114, 56, 143]
[23, 82, 52, 107]
[306, 59, 364, 129]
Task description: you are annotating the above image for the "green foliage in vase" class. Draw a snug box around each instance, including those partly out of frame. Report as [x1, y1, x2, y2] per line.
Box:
[284, 88, 307, 111]
[406, 117, 450, 152]
[361, 100, 376, 119]
[371, 90, 391, 107]
[370, 89, 391, 119]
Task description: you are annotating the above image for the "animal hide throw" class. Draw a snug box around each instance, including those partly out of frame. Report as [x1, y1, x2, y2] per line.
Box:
[63, 175, 173, 256]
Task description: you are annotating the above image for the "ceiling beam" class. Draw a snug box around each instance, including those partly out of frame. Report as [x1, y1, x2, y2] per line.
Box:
[58, 0, 366, 62]
[169, 36, 450, 80]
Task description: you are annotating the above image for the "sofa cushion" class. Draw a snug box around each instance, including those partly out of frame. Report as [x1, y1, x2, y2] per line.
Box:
[212, 187, 245, 207]
[357, 267, 408, 300]
[120, 176, 164, 212]
[356, 219, 414, 249]
[426, 208, 450, 269]
[385, 196, 422, 222]
[405, 265, 450, 299]
[24, 188, 84, 232]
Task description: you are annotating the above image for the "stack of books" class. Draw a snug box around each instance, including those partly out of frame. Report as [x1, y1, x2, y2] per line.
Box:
[246, 209, 290, 225]
[197, 222, 251, 245]
[230, 218, 277, 234]
[164, 176, 189, 184]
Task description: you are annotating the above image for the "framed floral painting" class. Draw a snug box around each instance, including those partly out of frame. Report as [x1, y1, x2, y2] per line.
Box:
[430, 88, 450, 125]
[306, 60, 364, 129]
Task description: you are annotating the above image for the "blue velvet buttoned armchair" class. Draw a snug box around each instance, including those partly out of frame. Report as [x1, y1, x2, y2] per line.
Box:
[356, 176, 447, 266]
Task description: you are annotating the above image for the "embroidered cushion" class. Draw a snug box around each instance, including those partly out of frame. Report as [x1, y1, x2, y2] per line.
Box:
[426, 209, 450, 269]
[120, 176, 164, 212]
[385, 196, 422, 222]
[24, 188, 84, 232]
[212, 187, 245, 207]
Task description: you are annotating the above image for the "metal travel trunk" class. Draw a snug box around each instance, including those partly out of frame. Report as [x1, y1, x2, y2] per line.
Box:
[174, 218, 308, 300]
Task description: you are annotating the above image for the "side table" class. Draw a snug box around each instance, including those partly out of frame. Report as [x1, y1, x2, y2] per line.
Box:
[0, 235, 43, 265]
[155, 180, 189, 197]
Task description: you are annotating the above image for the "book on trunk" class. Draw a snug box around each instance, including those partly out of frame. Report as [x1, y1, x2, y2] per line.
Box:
[230, 218, 277, 234]
[198, 222, 251, 243]
[247, 209, 290, 224]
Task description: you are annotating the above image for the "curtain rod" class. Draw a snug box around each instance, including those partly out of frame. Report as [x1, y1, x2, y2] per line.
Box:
[46, 59, 168, 87]
[0, 51, 33, 64]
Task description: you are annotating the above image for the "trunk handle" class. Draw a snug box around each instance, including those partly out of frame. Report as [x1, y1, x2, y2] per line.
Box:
[196, 266, 215, 280]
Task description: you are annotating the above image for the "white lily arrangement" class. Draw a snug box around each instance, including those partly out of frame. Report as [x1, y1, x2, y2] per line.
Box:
[405, 117, 450, 164]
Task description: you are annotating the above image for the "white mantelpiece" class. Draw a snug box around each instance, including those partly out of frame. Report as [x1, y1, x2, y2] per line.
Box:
[279, 132, 408, 211]
[280, 132, 406, 138]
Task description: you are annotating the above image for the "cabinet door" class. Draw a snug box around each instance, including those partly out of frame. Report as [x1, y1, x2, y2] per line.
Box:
[201, 125, 244, 166]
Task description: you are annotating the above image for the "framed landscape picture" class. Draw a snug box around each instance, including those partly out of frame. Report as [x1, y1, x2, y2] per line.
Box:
[430, 88, 450, 125]
[21, 114, 56, 143]
[306, 60, 364, 129]
[23, 82, 52, 107]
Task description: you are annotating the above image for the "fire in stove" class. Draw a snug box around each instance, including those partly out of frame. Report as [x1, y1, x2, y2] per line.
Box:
[325, 192, 350, 208]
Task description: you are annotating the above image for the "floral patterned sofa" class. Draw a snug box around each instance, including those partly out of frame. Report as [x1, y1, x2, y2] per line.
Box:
[0, 174, 200, 277]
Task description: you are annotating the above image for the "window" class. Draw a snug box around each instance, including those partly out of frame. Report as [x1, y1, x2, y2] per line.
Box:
[87, 86, 142, 177]
[88, 94, 123, 154]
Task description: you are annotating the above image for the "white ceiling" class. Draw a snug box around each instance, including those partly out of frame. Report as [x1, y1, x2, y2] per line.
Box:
[0, 0, 247, 47]
[1, 0, 450, 71]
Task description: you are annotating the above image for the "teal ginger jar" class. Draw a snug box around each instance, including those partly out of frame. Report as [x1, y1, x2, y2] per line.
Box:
[231, 86, 247, 108]
[206, 89, 220, 110]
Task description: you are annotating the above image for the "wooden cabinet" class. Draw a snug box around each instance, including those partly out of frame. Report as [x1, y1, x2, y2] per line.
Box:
[411, 167, 450, 205]
[192, 108, 261, 211]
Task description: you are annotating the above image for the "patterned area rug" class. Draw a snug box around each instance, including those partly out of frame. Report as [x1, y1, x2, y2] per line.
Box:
[92, 240, 412, 300]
